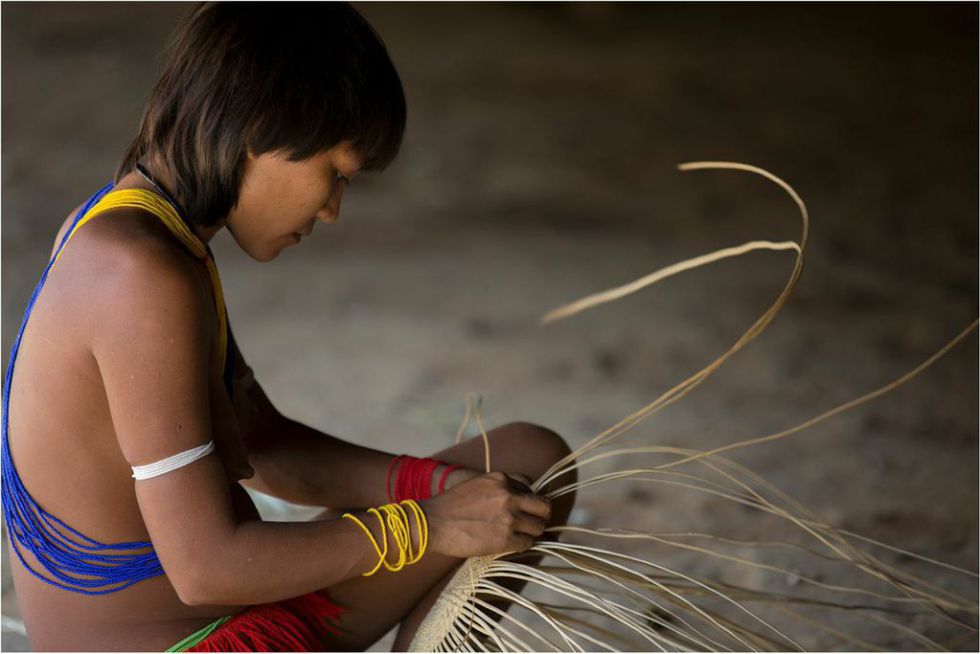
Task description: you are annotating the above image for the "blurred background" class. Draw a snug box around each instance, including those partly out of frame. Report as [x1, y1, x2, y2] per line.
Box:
[2, 2, 977, 650]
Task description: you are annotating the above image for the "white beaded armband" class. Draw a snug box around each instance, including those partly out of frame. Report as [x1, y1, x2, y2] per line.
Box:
[131, 440, 216, 480]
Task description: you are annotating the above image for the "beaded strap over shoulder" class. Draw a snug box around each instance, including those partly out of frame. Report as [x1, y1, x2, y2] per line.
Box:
[56, 188, 230, 377]
[1, 184, 233, 595]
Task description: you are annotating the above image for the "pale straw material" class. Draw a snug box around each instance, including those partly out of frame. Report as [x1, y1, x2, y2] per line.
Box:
[409, 162, 978, 651]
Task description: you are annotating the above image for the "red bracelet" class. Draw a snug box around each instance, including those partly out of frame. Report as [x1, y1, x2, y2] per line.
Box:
[437, 464, 460, 494]
[400, 457, 439, 501]
[386, 455, 406, 502]
[387, 455, 458, 501]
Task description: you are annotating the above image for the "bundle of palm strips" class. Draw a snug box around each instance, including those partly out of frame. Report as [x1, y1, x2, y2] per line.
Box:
[408, 162, 978, 652]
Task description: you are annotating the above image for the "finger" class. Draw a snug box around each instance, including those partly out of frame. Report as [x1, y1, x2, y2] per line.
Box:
[514, 492, 552, 521]
[512, 512, 548, 538]
[506, 532, 535, 554]
[504, 473, 533, 494]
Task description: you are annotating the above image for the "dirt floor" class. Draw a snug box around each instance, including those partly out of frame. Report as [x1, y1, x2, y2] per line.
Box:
[2, 3, 977, 651]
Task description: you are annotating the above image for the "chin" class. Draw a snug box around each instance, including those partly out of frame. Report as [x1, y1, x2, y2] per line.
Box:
[227, 228, 285, 262]
[260, 247, 284, 262]
[264, 236, 297, 261]
[241, 244, 282, 262]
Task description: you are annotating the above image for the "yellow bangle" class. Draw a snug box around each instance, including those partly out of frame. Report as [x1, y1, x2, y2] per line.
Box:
[399, 499, 428, 563]
[380, 503, 409, 571]
[343, 501, 428, 576]
[342, 508, 388, 576]
[378, 501, 426, 571]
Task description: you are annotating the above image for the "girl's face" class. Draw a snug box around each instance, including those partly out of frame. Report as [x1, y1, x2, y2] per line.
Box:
[224, 141, 363, 261]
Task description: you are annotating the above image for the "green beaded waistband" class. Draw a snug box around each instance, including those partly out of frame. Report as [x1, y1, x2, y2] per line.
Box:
[165, 615, 232, 652]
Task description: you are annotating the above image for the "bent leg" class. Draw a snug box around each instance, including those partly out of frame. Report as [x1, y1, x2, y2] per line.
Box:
[316, 421, 577, 651]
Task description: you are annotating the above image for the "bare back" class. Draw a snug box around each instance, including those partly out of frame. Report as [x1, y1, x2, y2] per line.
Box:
[6, 205, 260, 651]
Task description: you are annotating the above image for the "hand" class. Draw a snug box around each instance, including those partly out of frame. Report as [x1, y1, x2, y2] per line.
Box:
[420, 471, 552, 559]
[441, 467, 536, 494]
[439, 466, 482, 493]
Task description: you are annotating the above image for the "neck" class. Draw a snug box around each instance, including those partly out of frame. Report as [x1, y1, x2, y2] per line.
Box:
[190, 220, 223, 246]
[126, 155, 226, 245]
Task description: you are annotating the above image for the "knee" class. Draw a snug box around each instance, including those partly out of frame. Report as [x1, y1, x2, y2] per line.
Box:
[499, 421, 577, 486]
[500, 421, 570, 459]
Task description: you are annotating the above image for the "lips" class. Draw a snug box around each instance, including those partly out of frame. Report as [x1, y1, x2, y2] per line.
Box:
[289, 222, 315, 242]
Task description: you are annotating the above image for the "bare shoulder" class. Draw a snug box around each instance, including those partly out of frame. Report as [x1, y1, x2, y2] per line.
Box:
[49, 204, 82, 260]
[56, 205, 213, 356]
[66, 204, 204, 286]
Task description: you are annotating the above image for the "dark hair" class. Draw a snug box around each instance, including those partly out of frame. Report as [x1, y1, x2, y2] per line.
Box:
[115, 2, 406, 226]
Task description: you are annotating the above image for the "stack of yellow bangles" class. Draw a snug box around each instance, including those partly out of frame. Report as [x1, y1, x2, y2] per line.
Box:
[342, 499, 428, 576]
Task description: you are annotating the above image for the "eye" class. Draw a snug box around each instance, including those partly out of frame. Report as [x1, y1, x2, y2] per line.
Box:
[336, 172, 350, 185]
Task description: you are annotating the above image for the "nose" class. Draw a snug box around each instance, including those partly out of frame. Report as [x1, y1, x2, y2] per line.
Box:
[316, 181, 346, 225]
[316, 208, 339, 225]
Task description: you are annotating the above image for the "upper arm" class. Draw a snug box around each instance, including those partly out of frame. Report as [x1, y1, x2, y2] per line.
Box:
[92, 242, 238, 604]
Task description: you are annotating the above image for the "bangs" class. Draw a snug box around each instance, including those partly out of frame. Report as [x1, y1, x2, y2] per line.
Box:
[247, 55, 405, 172]
[245, 5, 406, 171]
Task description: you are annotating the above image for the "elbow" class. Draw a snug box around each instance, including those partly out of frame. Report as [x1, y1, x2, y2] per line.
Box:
[173, 567, 212, 607]
[172, 559, 230, 607]
[168, 521, 244, 606]
[176, 586, 206, 607]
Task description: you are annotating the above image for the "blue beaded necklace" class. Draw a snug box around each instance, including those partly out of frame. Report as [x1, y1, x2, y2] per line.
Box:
[2, 172, 233, 594]
[1, 183, 166, 593]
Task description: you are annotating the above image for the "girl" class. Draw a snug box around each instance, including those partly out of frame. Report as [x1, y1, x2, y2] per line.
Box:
[3, 3, 575, 651]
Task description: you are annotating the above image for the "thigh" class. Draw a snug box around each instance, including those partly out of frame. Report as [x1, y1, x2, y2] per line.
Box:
[316, 421, 571, 651]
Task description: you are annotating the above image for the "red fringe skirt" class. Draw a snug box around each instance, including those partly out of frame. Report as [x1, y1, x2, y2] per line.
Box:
[186, 588, 348, 652]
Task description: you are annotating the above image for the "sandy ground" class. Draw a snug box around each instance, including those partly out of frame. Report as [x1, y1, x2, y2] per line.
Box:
[2, 3, 977, 651]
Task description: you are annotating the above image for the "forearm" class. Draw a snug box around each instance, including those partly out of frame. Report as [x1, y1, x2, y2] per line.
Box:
[245, 415, 456, 508]
[195, 508, 423, 606]
[245, 415, 390, 507]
